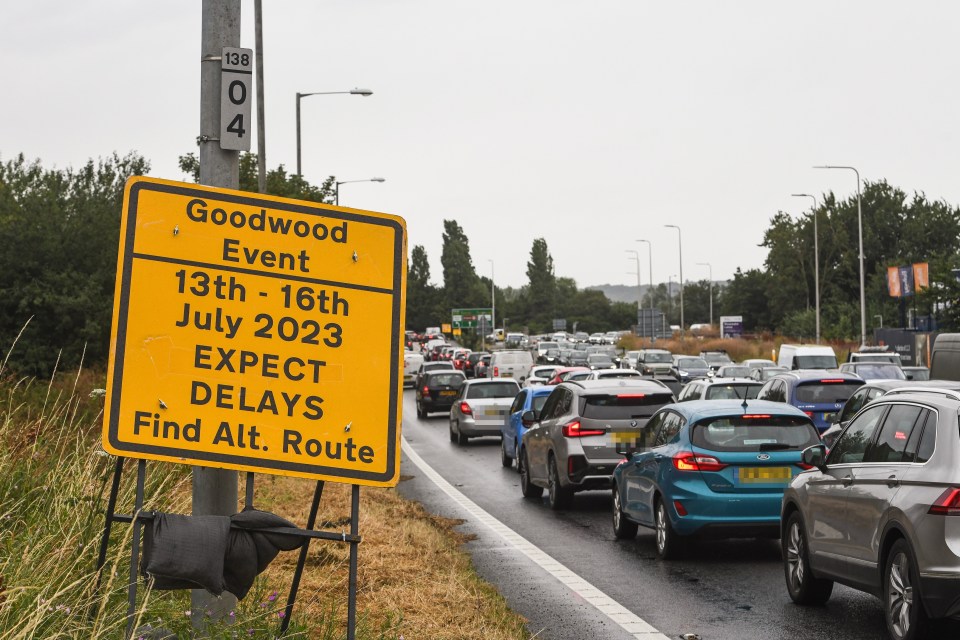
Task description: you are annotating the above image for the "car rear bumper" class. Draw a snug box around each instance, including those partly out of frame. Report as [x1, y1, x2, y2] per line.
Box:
[919, 574, 960, 618]
[667, 489, 785, 536]
[458, 417, 504, 437]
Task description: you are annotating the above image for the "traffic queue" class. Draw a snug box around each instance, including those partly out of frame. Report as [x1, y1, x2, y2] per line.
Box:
[405, 329, 960, 640]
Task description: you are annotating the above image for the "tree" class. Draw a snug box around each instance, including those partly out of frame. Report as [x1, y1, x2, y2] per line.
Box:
[525, 238, 557, 332]
[439, 220, 485, 315]
[0, 152, 150, 375]
[406, 245, 439, 331]
[178, 151, 336, 203]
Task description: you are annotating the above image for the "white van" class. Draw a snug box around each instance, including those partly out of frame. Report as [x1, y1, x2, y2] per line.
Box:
[402, 352, 425, 388]
[487, 350, 534, 382]
[777, 344, 838, 370]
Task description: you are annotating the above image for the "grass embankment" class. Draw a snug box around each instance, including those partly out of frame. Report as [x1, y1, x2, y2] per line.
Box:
[620, 332, 862, 362]
[0, 364, 530, 639]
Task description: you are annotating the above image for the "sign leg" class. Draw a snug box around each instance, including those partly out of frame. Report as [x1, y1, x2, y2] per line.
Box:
[279, 480, 325, 634]
[347, 484, 360, 640]
[91, 457, 124, 621]
[125, 459, 147, 639]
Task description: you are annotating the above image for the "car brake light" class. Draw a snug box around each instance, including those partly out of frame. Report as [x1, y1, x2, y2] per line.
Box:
[803, 411, 814, 419]
[422, 386, 430, 394]
[741, 414, 772, 419]
[494, 366, 499, 377]
[561, 421, 605, 437]
[617, 394, 646, 398]
[819, 379, 845, 384]
[672, 451, 728, 472]
[459, 401, 473, 416]
[929, 487, 960, 516]
[796, 463, 814, 470]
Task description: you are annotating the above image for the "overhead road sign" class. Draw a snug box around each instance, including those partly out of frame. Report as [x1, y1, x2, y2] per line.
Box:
[104, 177, 407, 487]
[451, 307, 492, 329]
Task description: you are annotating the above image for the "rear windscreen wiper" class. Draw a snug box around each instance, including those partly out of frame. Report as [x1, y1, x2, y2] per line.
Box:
[758, 443, 795, 451]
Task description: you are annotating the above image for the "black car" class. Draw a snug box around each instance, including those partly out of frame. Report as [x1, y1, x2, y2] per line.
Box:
[465, 351, 489, 378]
[414, 361, 455, 391]
[416, 370, 466, 418]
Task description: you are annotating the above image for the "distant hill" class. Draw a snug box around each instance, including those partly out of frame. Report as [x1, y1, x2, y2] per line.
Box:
[586, 284, 651, 304]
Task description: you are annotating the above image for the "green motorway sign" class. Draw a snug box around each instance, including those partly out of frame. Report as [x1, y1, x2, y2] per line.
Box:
[451, 307, 492, 329]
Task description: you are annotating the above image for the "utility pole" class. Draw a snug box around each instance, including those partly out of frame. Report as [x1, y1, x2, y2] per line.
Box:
[254, 0, 266, 192]
[195, 0, 240, 626]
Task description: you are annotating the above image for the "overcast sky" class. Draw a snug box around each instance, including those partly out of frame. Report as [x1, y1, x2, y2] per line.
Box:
[4, 1, 958, 290]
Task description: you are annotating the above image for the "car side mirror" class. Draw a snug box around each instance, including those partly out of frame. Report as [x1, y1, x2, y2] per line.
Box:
[521, 410, 538, 427]
[801, 444, 827, 470]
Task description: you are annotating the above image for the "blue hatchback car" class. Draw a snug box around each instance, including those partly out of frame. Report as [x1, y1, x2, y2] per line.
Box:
[611, 399, 821, 559]
[501, 386, 554, 469]
[755, 370, 864, 433]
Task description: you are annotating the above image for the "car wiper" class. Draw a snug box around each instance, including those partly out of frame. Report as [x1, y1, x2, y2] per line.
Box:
[758, 443, 795, 451]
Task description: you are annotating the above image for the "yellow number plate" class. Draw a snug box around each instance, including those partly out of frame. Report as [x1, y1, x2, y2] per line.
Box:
[738, 466, 792, 483]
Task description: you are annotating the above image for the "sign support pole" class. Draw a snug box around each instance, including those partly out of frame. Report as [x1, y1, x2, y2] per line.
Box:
[195, 0, 241, 625]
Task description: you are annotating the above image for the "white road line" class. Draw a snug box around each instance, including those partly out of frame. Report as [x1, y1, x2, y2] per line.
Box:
[401, 436, 670, 640]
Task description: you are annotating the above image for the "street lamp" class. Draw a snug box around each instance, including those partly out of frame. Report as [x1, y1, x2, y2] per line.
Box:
[792, 193, 821, 343]
[636, 239, 653, 341]
[665, 225, 684, 337]
[874, 314, 883, 328]
[488, 260, 496, 343]
[334, 177, 385, 206]
[697, 262, 713, 327]
[296, 88, 373, 177]
[815, 165, 866, 346]
[625, 249, 642, 309]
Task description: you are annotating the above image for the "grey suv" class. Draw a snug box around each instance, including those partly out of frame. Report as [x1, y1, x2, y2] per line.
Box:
[518, 379, 675, 510]
[781, 390, 960, 640]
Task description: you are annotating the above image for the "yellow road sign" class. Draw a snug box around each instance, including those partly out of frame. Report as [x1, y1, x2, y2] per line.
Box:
[103, 177, 407, 486]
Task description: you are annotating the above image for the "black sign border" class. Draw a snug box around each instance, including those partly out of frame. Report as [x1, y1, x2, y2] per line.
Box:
[107, 178, 403, 483]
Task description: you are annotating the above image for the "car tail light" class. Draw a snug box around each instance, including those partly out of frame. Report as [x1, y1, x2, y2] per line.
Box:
[803, 411, 814, 419]
[561, 421, 605, 438]
[617, 394, 646, 398]
[422, 386, 430, 395]
[672, 451, 728, 472]
[929, 488, 960, 516]
[493, 366, 499, 377]
[673, 500, 687, 516]
[796, 463, 814, 470]
[819, 379, 845, 384]
[459, 401, 473, 416]
[741, 414, 772, 419]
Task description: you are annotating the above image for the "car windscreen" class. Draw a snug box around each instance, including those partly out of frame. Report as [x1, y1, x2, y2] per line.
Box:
[466, 382, 519, 399]
[588, 355, 614, 364]
[425, 363, 454, 370]
[794, 355, 838, 369]
[853, 364, 906, 380]
[597, 371, 641, 378]
[678, 358, 708, 369]
[580, 393, 675, 419]
[906, 368, 930, 381]
[705, 384, 761, 400]
[703, 353, 732, 364]
[532, 367, 558, 378]
[794, 381, 862, 404]
[539, 342, 559, 351]
[692, 415, 819, 452]
[718, 367, 751, 378]
[644, 353, 673, 363]
[427, 373, 465, 387]
[569, 353, 588, 362]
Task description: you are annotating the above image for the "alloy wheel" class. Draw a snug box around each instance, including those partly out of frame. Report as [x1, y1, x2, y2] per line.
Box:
[656, 502, 667, 553]
[888, 551, 913, 638]
[786, 520, 804, 591]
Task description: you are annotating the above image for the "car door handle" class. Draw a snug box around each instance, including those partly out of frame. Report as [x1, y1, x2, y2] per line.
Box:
[841, 475, 853, 486]
[887, 475, 900, 488]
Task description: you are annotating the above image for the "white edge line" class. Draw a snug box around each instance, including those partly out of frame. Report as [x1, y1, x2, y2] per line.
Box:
[401, 436, 670, 640]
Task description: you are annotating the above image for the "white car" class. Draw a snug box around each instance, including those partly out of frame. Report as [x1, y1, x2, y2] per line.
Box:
[583, 368, 645, 381]
[524, 365, 560, 387]
[403, 352, 425, 388]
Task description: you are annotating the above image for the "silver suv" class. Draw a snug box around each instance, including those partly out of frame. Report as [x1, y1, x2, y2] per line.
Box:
[518, 379, 675, 510]
[781, 390, 960, 640]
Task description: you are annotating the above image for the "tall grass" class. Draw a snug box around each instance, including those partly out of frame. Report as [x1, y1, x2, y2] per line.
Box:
[0, 356, 311, 639]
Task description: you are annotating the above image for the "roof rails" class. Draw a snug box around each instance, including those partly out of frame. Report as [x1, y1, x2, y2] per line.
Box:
[885, 387, 960, 402]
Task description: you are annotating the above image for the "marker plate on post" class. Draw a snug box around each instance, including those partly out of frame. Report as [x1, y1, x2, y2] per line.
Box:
[103, 177, 407, 487]
[220, 47, 252, 151]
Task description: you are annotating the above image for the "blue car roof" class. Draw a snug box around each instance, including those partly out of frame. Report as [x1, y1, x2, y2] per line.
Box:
[663, 399, 810, 423]
[529, 386, 555, 397]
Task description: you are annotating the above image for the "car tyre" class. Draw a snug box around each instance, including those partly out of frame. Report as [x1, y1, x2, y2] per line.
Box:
[519, 449, 543, 499]
[416, 401, 425, 419]
[612, 484, 638, 539]
[500, 438, 513, 468]
[654, 497, 684, 560]
[783, 511, 833, 605]
[448, 421, 457, 443]
[547, 455, 574, 510]
[456, 424, 469, 446]
[885, 538, 927, 640]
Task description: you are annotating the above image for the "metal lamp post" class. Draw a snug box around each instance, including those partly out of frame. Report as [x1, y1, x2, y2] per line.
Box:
[488, 260, 496, 343]
[815, 165, 866, 346]
[626, 249, 642, 309]
[334, 177, 385, 206]
[697, 262, 713, 327]
[636, 239, 653, 341]
[792, 193, 821, 343]
[665, 225, 684, 337]
[295, 88, 373, 177]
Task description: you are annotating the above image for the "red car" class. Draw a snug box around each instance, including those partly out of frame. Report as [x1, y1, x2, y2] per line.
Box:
[545, 366, 590, 385]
